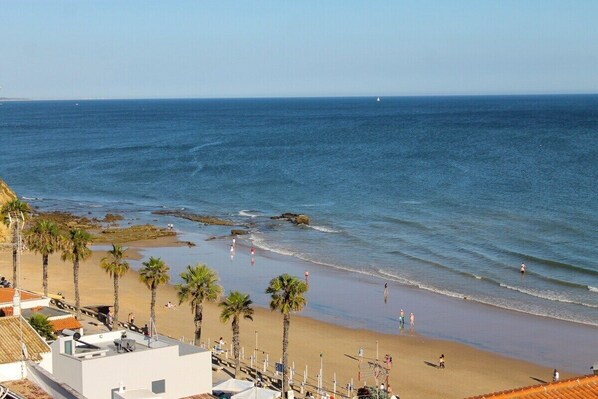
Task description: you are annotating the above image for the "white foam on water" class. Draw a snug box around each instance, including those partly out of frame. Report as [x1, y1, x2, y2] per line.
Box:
[239, 210, 259, 218]
[305, 224, 341, 233]
[499, 283, 598, 309]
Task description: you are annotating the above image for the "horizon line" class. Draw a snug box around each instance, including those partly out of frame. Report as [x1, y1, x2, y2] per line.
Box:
[2, 92, 598, 102]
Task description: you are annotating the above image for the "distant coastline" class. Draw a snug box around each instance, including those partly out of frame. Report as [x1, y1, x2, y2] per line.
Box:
[0, 97, 30, 101]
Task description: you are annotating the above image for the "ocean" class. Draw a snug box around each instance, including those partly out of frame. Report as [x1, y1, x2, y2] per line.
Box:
[1, 95, 597, 331]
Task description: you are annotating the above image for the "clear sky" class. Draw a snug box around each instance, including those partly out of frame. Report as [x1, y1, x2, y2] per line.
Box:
[1, 1, 597, 99]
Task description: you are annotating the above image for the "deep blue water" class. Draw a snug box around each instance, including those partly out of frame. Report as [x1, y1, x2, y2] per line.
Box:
[1, 95, 597, 326]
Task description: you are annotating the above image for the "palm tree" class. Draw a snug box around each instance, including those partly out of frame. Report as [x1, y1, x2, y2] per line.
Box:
[176, 264, 222, 346]
[100, 244, 129, 329]
[266, 274, 308, 397]
[139, 256, 170, 332]
[28, 313, 56, 341]
[219, 291, 254, 377]
[61, 228, 92, 320]
[24, 219, 63, 296]
[1, 199, 30, 288]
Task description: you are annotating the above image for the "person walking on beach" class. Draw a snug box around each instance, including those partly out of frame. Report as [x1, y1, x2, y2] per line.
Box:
[439, 354, 445, 368]
[250, 245, 255, 256]
[399, 309, 405, 328]
[232, 236, 236, 247]
[409, 312, 415, 329]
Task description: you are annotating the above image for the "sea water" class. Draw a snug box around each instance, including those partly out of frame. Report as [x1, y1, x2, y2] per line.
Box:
[1, 96, 597, 328]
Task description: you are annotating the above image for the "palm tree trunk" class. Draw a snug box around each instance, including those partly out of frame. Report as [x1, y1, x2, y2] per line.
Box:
[194, 302, 203, 346]
[282, 313, 290, 397]
[42, 254, 49, 297]
[113, 275, 119, 330]
[150, 285, 157, 332]
[74, 259, 80, 320]
[233, 316, 240, 377]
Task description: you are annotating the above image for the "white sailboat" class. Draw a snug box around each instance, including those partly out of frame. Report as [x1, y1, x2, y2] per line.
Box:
[377, 97, 381, 102]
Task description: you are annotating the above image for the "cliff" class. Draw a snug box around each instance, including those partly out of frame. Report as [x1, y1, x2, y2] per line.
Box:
[0, 179, 18, 242]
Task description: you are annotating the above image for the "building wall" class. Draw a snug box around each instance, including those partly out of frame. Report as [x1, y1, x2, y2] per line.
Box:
[49, 338, 84, 394]
[0, 362, 24, 382]
[79, 345, 211, 399]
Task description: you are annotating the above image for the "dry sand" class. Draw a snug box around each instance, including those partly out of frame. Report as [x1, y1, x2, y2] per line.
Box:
[5, 236, 562, 399]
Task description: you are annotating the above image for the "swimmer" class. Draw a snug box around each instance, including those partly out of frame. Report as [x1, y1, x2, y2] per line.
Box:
[520, 263, 526, 274]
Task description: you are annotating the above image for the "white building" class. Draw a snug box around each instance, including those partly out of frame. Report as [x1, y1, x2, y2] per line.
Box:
[48, 330, 212, 399]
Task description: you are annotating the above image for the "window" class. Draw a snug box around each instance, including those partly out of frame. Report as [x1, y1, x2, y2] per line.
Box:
[152, 379, 165, 394]
[64, 340, 72, 355]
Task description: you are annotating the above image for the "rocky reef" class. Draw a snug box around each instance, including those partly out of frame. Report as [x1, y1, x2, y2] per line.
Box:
[152, 210, 237, 226]
[271, 212, 310, 225]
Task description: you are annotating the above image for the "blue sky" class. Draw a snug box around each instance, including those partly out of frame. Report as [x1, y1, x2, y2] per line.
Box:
[1, 1, 597, 99]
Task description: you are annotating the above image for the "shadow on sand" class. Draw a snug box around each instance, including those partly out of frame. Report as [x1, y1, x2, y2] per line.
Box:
[424, 361, 439, 368]
[530, 377, 548, 384]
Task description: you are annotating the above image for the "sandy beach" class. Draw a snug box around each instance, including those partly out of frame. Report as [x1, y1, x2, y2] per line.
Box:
[4, 235, 568, 399]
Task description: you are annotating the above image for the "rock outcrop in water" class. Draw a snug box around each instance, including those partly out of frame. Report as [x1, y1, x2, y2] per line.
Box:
[271, 212, 310, 225]
[152, 210, 237, 226]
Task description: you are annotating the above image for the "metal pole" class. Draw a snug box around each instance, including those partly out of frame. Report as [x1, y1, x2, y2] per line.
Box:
[319, 353, 323, 395]
[333, 373, 336, 397]
[255, 331, 258, 381]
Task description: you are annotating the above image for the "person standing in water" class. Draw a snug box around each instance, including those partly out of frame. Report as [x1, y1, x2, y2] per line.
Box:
[399, 309, 405, 328]
[520, 263, 526, 274]
[384, 283, 388, 303]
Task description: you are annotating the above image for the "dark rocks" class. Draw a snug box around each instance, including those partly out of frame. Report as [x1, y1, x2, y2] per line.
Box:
[231, 229, 249, 235]
[152, 210, 236, 226]
[271, 213, 310, 225]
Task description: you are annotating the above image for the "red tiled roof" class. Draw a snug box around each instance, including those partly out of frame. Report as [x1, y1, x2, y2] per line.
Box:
[466, 374, 598, 399]
[49, 317, 82, 332]
[0, 288, 41, 304]
[2, 379, 54, 399]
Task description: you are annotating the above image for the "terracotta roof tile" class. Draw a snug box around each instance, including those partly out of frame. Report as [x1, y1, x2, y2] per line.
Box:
[466, 374, 598, 399]
[0, 288, 41, 304]
[0, 316, 51, 363]
[2, 379, 54, 399]
[49, 316, 82, 332]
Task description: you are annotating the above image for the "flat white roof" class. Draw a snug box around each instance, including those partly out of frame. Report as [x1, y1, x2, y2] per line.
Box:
[114, 388, 162, 399]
